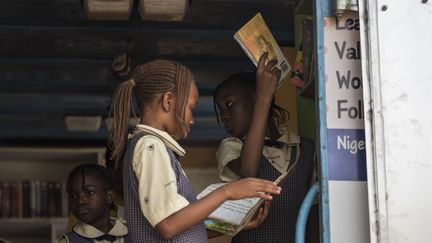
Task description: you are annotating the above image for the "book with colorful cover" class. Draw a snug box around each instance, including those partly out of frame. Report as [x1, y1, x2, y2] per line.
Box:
[234, 12, 291, 87]
[197, 171, 289, 236]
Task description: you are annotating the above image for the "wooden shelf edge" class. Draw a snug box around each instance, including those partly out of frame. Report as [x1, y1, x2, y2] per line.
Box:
[0, 217, 68, 223]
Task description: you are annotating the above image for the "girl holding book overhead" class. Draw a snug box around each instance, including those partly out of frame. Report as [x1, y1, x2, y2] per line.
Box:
[214, 53, 316, 243]
[107, 59, 281, 242]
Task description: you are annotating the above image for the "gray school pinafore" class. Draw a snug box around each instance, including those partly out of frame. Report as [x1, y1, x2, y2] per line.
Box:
[232, 138, 315, 243]
[122, 132, 208, 243]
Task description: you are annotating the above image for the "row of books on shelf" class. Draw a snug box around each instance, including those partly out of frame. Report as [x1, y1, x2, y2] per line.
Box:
[0, 180, 68, 219]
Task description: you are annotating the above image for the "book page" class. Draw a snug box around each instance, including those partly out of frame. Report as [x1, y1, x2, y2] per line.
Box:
[197, 171, 290, 231]
[197, 183, 260, 226]
[209, 197, 260, 225]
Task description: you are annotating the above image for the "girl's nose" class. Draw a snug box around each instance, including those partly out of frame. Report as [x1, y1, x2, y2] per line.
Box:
[78, 194, 88, 204]
[220, 113, 229, 123]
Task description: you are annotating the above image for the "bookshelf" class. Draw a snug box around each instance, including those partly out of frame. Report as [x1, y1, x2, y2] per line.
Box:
[0, 146, 105, 243]
[295, 0, 315, 99]
[294, 0, 317, 140]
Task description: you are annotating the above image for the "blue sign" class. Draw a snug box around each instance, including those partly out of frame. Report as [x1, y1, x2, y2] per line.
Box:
[327, 128, 366, 181]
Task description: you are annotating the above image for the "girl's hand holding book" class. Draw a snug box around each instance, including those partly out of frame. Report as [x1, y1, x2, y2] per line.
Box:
[243, 201, 271, 230]
[255, 52, 281, 102]
[221, 177, 281, 201]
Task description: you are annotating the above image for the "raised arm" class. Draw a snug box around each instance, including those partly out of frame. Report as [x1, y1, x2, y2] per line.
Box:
[230, 53, 281, 177]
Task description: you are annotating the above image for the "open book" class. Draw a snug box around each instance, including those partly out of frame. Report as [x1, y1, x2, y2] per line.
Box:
[234, 13, 291, 87]
[197, 171, 289, 236]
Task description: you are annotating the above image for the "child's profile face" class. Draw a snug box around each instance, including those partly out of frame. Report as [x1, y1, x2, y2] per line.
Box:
[215, 85, 254, 138]
[169, 82, 199, 140]
[68, 173, 112, 227]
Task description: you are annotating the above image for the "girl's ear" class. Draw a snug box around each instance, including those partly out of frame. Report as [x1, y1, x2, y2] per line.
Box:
[106, 189, 115, 205]
[162, 91, 175, 112]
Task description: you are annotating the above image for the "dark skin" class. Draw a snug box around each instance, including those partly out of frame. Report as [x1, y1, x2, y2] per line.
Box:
[154, 178, 278, 240]
[217, 54, 320, 243]
[68, 174, 115, 233]
[216, 53, 282, 177]
[140, 78, 281, 240]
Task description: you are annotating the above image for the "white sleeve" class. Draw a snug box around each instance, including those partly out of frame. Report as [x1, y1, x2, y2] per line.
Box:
[133, 136, 190, 227]
[215, 137, 243, 182]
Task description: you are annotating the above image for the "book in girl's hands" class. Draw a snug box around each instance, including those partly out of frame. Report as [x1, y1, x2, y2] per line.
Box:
[234, 12, 291, 87]
[197, 171, 289, 236]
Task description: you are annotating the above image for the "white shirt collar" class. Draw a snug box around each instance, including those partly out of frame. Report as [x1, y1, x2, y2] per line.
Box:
[277, 128, 300, 145]
[73, 218, 128, 238]
[265, 127, 300, 146]
[135, 124, 186, 156]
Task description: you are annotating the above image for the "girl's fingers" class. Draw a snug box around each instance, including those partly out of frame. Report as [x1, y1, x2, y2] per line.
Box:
[244, 178, 281, 198]
[271, 67, 282, 80]
[256, 184, 281, 196]
[258, 52, 269, 68]
[261, 201, 270, 219]
[265, 59, 278, 70]
[255, 207, 265, 224]
[257, 180, 282, 192]
[262, 186, 281, 195]
[256, 192, 273, 200]
[244, 204, 267, 230]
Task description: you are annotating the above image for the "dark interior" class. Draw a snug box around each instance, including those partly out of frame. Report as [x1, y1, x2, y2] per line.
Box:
[0, 0, 300, 146]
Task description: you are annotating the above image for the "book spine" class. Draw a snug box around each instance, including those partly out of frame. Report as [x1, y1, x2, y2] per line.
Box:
[47, 181, 56, 217]
[40, 181, 48, 217]
[2, 181, 10, 218]
[30, 180, 37, 217]
[61, 181, 68, 217]
[18, 181, 23, 218]
[9, 181, 18, 218]
[35, 180, 41, 217]
[0, 181, 3, 217]
[22, 180, 31, 218]
[55, 182, 62, 217]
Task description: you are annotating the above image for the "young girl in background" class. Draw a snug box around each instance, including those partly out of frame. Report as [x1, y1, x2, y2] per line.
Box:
[60, 163, 128, 243]
[108, 59, 281, 242]
[214, 53, 316, 243]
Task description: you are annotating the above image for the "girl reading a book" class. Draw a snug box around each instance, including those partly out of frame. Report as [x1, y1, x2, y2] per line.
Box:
[214, 53, 316, 243]
[107, 59, 281, 242]
[60, 163, 128, 243]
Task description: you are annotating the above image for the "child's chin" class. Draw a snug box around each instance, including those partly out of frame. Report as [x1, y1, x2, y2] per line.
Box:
[76, 215, 93, 224]
[179, 133, 188, 140]
[181, 129, 189, 139]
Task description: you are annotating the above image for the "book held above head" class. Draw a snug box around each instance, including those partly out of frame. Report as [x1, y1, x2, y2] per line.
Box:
[234, 12, 291, 87]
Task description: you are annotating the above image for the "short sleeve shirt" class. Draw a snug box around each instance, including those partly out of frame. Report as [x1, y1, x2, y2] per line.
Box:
[132, 125, 190, 227]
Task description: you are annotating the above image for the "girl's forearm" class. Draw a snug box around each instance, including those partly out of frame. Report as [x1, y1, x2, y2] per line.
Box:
[239, 98, 272, 177]
[155, 187, 227, 239]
